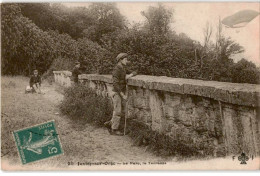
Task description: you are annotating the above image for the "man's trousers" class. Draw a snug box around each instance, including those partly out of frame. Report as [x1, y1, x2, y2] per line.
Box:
[111, 92, 126, 130]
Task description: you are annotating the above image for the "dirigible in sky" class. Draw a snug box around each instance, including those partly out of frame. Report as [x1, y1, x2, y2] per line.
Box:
[222, 9, 259, 28]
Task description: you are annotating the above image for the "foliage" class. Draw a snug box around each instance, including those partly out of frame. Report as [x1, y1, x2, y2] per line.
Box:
[2, 3, 260, 84]
[84, 3, 126, 43]
[1, 4, 56, 75]
[101, 26, 199, 78]
[231, 59, 260, 84]
[19, 3, 126, 42]
[219, 37, 245, 59]
[47, 31, 79, 72]
[141, 3, 174, 35]
[60, 85, 113, 126]
[77, 38, 113, 74]
[19, 3, 90, 39]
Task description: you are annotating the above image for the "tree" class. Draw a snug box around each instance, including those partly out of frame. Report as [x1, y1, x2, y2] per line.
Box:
[83, 3, 126, 43]
[141, 3, 174, 35]
[231, 59, 260, 84]
[203, 21, 213, 50]
[215, 17, 244, 61]
[1, 4, 69, 75]
[19, 3, 95, 39]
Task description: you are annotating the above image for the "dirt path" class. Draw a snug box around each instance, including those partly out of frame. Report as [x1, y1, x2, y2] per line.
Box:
[1, 76, 165, 169]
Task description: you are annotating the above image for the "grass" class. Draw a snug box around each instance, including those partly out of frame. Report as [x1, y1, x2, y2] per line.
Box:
[1, 76, 62, 161]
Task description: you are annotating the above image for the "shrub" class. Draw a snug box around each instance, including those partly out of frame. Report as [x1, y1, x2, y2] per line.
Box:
[231, 59, 260, 84]
[60, 85, 113, 126]
[1, 4, 60, 76]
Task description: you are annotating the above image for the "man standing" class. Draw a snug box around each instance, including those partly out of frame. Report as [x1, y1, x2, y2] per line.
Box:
[80, 57, 88, 74]
[72, 61, 81, 84]
[105, 53, 137, 135]
[29, 69, 42, 94]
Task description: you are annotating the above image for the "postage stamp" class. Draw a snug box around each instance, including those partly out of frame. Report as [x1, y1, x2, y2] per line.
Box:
[13, 120, 63, 165]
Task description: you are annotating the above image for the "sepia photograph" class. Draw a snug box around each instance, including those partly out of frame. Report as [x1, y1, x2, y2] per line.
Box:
[1, 1, 260, 171]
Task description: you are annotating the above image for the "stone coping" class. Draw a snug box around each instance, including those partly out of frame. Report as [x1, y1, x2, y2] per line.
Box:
[53, 70, 72, 76]
[79, 74, 260, 107]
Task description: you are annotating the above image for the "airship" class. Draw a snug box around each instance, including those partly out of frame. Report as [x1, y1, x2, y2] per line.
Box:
[222, 10, 259, 28]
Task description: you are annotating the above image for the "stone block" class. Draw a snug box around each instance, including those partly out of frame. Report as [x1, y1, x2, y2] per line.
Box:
[238, 108, 260, 155]
[164, 93, 181, 107]
[181, 96, 195, 110]
[177, 110, 192, 126]
[163, 105, 174, 119]
[165, 119, 175, 132]
[89, 81, 96, 89]
[206, 107, 221, 137]
[136, 87, 144, 96]
[151, 121, 161, 132]
[133, 97, 149, 109]
[222, 106, 240, 154]
[149, 90, 163, 122]
[144, 89, 150, 97]
[191, 106, 208, 132]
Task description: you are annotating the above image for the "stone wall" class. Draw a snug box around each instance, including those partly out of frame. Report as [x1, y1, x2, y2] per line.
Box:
[54, 71, 260, 156]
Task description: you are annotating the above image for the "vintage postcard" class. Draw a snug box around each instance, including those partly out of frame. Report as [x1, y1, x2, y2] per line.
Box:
[1, 1, 260, 171]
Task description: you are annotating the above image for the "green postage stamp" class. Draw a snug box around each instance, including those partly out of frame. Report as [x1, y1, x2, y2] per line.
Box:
[13, 120, 63, 164]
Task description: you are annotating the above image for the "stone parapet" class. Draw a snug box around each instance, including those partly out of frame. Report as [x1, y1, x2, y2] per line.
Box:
[55, 72, 260, 156]
[79, 74, 260, 107]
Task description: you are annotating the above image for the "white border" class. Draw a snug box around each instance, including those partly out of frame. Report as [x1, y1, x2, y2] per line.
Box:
[1, 0, 260, 175]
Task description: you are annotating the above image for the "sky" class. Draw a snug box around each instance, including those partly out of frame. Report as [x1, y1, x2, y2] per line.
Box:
[63, 2, 260, 65]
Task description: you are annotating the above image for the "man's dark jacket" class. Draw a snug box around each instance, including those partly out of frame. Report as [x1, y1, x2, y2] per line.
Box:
[72, 66, 81, 83]
[112, 62, 127, 94]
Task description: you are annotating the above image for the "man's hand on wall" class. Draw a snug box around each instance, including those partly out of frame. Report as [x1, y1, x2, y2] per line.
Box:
[131, 71, 138, 76]
[126, 71, 138, 80]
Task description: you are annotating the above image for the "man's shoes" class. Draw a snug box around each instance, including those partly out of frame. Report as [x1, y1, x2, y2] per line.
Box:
[104, 121, 124, 136]
[110, 129, 124, 136]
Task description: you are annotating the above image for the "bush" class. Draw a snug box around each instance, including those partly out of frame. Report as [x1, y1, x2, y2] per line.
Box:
[1, 4, 60, 76]
[231, 59, 260, 84]
[60, 85, 113, 126]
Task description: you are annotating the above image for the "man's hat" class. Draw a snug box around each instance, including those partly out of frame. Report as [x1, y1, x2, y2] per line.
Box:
[116, 53, 128, 63]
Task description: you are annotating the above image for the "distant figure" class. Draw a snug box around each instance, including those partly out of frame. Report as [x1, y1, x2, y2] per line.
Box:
[104, 53, 137, 136]
[72, 61, 81, 84]
[29, 69, 42, 94]
[80, 58, 88, 74]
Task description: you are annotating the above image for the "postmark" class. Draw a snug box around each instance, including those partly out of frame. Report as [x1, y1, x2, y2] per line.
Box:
[13, 120, 63, 164]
